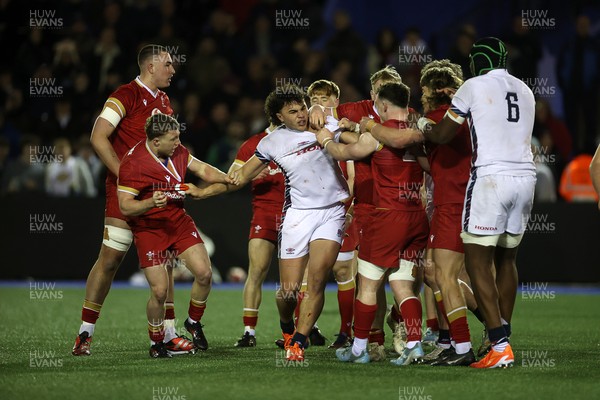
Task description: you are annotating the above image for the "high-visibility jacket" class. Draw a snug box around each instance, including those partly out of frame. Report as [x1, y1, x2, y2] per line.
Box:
[559, 154, 599, 202]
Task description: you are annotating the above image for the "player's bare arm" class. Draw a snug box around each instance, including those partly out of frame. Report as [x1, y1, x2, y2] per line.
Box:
[90, 105, 120, 176]
[228, 160, 269, 181]
[360, 117, 425, 149]
[319, 128, 379, 161]
[419, 116, 461, 144]
[186, 156, 266, 199]
[118, 190, 166, 217]
[188, 157, 234, 184]
[590, 144, 600, 210]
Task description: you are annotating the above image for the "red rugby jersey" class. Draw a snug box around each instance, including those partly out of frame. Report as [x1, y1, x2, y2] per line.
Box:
[425, 105, 471, 206]
[235, 130, 284, 211]
[118, 141, 190, 230]
[103, 77, 173, 178]
[371, 119, 423, 210]
[336, 100, 380, 207]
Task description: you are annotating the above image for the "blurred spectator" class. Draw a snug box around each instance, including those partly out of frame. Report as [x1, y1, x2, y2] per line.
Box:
[40, 99, 85, 141]
[74, 135, 103, 191]
[367, 28, 400, 74]
[14, 29, 53, 85]
[53, 39, 82, 89]
[447, 24, 476, 80]
[505, 16, 542, 82]
[534, 98, 573, 173]
[557, 15, 600, 154]
[45, 137, 96, 197]
[205, 119, 247, 172]
[92, 27, 123, 93]
[531, 137, 557, 203]
[398, 27, 431, 110]
[188, 37, 231, 96]
[325, 10, 366, 85]
[0, 69, 24, 118]
[196, 102, 231, 160]
[559, 154, 598, 202]
[1, 137, 45, 195]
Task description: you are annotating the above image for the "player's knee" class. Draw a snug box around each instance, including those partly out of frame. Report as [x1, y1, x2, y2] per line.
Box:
[150, 285, 168, 303]
[193, 267, 212, 286]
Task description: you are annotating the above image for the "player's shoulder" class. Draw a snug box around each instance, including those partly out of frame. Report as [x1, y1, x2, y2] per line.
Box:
[426, 105, 450, 122]
[110, 79, 138, 98]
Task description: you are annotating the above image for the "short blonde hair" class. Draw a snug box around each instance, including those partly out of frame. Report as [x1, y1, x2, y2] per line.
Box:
[370, 65, 402, 87]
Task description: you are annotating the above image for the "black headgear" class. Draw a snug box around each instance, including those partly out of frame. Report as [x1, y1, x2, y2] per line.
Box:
[469, 37, 508, 76]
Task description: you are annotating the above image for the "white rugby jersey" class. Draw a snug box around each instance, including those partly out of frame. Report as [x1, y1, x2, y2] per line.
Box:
[448, 69, 536, 177]
[255, 124, 349, 210]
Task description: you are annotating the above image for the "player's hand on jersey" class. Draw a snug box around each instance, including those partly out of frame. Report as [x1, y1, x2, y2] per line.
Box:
[309, 105, 326, 130]
[316, 127, 334, 146]
[152, 191, 167, 208]
[359, 117, 376, 133]
[252, 167, 269, 181]
[338, 118, 357, 133]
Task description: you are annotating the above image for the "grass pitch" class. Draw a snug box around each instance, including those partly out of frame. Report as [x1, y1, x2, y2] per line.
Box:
[0, 284, 599, 400]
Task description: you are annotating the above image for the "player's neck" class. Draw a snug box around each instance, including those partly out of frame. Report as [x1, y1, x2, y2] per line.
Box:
[139, 74, 158, 93]
[389, 108, 408, 122]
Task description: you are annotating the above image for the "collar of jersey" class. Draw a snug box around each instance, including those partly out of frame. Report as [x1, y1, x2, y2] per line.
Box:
[135, 76, 159, 98]
[144, 141, 182, 182]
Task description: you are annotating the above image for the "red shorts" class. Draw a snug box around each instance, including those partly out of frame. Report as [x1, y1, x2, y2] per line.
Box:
[105, 175, 126, 220]
[340, 218, 358, 252]
[133, 214, 204, 268]
[359, 208, 429, 268]
[427, 203, 464, 253]
[248, 206, 283, 242]
[352, 203, 374, 247]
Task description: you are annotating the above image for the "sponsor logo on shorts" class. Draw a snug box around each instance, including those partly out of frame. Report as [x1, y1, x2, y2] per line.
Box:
[146, 251, 155, 261]
[285, 247, 295, 255]
[474, 225, 497, 231]
[337, 229, 343, 237]
[191, 231, 197, 238]
[254, 225, 262, 233]
[429, 234, 434, 242]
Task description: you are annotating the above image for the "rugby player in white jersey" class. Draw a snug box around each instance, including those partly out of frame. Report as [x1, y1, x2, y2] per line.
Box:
[418, 37, 536, 368]
[186, 85, 350, 362]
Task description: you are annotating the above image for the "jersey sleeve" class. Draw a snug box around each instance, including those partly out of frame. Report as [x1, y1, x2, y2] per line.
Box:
[254, 137, 272, 164]
[449, 81, 473, 123]
[105, 84, 135, 119]
[117, 156, 144, 197]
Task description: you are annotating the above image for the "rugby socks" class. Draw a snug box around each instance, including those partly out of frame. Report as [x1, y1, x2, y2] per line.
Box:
[80, 299, 102, 336]
[291, 332, 308, 348]
[426, 318, 439, 332]
[501, 318, 512, 337]
[164, 302, 177, 343]
[353, 299, 377, 342]
[243, 308, 259, 332]
[280, 320, 295, 335]
[447, 306, 471, 354]
[148, 320, 165, 344]
[336, 278, 355, 336]
[369, 329, 385, 345]
[488, 325, 509, 352]
[438, 329, 451, 349]
[187, 298, 206, 323]
[433, 291, 450, 326]
[399, 296, 422, 343]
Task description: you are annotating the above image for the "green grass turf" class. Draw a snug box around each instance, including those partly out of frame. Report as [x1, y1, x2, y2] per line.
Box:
[0, 285, 599, 400]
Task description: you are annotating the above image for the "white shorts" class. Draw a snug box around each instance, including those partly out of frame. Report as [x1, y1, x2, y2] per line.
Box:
[462, 174, 536, 236]
[279, 203, 345, 259]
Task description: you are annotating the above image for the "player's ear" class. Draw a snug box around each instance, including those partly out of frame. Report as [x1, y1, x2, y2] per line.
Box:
[334, 98, 339, 107]
[276, 112, 283, 124]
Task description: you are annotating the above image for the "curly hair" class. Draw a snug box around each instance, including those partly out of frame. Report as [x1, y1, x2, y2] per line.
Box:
[419, 59, 463, 110]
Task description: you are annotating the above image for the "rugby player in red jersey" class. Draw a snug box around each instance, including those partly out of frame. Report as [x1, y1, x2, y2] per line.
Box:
[72, 45, 195, 356]
[309, 66, 405, 359]
[319, 82, 429, 365]
[117, 114, 233, 357]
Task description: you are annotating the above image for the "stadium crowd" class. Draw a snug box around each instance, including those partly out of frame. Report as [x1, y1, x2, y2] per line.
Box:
[0, 0, 598, 202]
